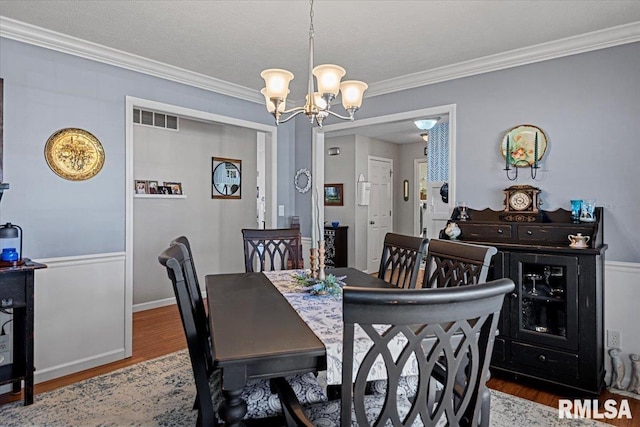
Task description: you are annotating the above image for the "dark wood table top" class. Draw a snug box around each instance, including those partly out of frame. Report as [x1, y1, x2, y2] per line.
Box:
[206, 271, 325, 373]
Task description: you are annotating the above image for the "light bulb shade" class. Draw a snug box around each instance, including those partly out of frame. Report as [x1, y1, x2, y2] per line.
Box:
[340, 80, 368, 109]
[312, 64, 346, 97]
[305, 92, 328, 110]
[414, 118, 439, 130]
[261, 88, 288, 113]
[260, 69, 294, 100]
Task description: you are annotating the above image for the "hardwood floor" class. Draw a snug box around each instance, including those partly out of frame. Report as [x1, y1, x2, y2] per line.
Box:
[2, 303, 638, 425]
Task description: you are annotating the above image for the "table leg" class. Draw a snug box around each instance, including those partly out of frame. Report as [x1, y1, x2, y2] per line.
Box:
[219, 388, 247, 427]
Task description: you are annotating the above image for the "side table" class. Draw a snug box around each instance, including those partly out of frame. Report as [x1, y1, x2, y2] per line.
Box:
[0, 259, 46, 405]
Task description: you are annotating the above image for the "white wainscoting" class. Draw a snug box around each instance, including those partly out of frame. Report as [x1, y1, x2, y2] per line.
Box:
[21, 249, 640, 388]
[32, 252, 127, 383]
[603, 261, 640, 385]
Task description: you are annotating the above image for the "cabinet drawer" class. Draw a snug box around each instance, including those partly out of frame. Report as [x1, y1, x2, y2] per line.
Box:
[492, 337, 506, 362]
[516, 226, 593, 246]
[511, 342, 578, 378]
[0, 275, 27, 306]
[459, 224, 512, 240]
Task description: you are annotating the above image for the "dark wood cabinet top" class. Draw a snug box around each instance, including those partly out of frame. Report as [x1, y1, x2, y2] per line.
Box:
[444, 207, 607, 254]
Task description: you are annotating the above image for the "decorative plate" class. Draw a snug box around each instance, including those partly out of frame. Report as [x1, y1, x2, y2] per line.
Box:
[500, 125, 548, 167]
[45, 128, 105, 180]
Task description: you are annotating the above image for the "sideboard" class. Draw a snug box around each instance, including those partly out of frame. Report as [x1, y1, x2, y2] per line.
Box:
[441, 207, 606, 395]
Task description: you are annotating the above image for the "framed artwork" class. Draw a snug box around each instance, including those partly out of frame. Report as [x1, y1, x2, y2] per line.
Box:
[212, 157, 241, 199]
[164, 181, 182, 195]
[324, 183, 344, 206]
[147, 180, 159, 194]
[158, 185, 172, 195]
[134, 180, 148, 194]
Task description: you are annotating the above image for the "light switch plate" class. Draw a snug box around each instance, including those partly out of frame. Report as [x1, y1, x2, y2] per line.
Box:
[278, 205, 285, 216]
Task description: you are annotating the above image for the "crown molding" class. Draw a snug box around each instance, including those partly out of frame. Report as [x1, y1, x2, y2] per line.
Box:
[366, 22, 640, 98]
[0, 16, 263, 104]
[2, 17, 639, 103]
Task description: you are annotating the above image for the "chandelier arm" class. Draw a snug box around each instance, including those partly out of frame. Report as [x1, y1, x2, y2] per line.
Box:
[324, 109, 357, 122]
[275, 109, 308, 125]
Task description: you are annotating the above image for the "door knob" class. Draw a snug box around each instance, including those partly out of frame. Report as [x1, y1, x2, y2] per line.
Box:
[370, 221, 375, 225]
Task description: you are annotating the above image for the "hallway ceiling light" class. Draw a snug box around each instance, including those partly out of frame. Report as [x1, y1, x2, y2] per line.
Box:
[414, 117, 440, 130]
[260, 0, 368, 128]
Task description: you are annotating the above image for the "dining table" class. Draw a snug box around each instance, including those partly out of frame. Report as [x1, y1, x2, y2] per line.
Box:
[205, 267, 395, 426]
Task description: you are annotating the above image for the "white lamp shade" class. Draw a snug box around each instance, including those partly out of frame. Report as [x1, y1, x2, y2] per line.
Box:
[305, 92, 328, 110]
[340, 80, 368, 109]
[261, 88, 288, 113]
[414, 118, 439, 130]
[260, 69, 294, 100]
[312, 64, 346, 97]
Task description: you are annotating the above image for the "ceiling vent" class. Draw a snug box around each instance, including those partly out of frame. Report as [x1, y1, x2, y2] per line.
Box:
[133, 108, 179, 130]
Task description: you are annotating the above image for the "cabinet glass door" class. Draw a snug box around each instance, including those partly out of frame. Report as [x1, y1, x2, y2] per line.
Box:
[510, 253, 579, 350]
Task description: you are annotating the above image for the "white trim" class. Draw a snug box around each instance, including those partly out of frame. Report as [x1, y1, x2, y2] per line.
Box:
[0, 16, 262, 104]
[133, 296, 178, 313]
[34, 252, 125, 266]
[606, 260, 640, 274]
[413, 158, 426, 237]
[35, 349, 125, 384]
[134, 194, 186, 199]
[2, 17, 638, 103]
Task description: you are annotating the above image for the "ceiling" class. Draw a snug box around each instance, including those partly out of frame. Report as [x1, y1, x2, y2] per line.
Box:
[1, 1, 640, 143]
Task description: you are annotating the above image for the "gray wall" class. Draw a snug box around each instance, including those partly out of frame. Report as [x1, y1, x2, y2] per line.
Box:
[133, 119, 258, 304]
[298, 42, 640, 262]
[0, 38, 295, 259]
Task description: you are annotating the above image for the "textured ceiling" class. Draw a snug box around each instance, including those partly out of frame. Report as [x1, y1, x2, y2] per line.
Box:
[1, 0, 640, 143]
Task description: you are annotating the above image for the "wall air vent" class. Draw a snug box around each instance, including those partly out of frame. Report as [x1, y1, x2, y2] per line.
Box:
[133, 108, 179, 130]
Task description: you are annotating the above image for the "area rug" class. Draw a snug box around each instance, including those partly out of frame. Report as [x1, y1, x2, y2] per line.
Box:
[0, 350, 609, 426]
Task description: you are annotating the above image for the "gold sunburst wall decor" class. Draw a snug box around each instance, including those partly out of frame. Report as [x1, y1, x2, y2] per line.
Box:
[45, 128, 105, 180]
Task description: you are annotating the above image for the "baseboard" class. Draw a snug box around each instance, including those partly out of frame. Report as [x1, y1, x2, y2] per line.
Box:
[34, 349, 126, 384]
[133, 292, 206, 313]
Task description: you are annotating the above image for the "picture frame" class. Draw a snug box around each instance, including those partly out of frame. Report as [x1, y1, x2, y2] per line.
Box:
[158, 185, 173, 195]
[134, 180, 148, 194]
[147, 180, 159, 194]
[164, 181, 182, 195]
[212, 157, 242, 199]
[324, 183, 344, 206]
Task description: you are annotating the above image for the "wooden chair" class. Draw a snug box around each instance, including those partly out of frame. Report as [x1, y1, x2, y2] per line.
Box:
[377, 232, 428, 289]
[272, 278, 515, 426]
[422, 239, 498, 289]
[159, 241, 325, 426]
[242, 228, 304, 272]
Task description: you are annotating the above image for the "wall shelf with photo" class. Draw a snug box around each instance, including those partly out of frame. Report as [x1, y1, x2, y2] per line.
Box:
[134, 180, 186, 198]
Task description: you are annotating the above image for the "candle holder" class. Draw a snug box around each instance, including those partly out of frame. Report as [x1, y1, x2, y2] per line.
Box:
[317, 240, 326, 281]
[310, 247, 318, 279]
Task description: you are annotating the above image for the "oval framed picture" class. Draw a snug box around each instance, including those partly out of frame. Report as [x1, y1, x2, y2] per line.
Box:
[45, 128, 105, 180]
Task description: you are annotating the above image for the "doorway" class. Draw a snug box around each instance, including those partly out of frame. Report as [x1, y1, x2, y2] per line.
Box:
[314, 104, 456, 271]
[367, 157, 393, 273]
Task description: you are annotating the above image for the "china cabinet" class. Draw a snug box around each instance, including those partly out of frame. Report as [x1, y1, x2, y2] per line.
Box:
[324, 226, 348, 268]
[441, 207, 606, 395]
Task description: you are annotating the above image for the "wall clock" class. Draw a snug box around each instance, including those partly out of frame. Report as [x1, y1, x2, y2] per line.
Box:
[45, 128, 105, 181]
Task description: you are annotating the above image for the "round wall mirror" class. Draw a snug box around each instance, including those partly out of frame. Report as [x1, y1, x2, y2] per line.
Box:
[212, 160, 241, 198]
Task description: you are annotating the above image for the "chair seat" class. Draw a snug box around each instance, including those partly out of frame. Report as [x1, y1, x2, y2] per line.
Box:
[209, 371, 327, 419]
[303, 394, 416, 426]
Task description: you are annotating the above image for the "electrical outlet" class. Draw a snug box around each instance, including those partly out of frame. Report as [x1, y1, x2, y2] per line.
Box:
[607, 330, 621, 348]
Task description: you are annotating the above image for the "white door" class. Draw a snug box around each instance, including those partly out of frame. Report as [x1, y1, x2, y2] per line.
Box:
[367, 157, 393, 273]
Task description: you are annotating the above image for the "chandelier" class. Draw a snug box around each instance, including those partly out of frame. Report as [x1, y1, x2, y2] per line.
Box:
[260, 0, 368, 128]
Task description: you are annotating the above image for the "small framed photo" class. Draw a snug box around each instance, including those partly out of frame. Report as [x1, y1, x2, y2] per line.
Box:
[164, 182, 182, 195]
[135, 180, 148, 194]
[158, 185, 173, 195]
[147, 181, 159, 194]
[324, 183, 344, 206]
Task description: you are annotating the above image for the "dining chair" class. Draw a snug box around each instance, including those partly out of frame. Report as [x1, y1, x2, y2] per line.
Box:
[271, 278, 515, 426]
[422, 239, 498, 289]
[242, 228, 304, 272]
[377, 232, 428, 289]
[159, 242, 326, 426]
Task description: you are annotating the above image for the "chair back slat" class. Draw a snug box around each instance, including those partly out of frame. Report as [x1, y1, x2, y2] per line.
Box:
[242, 228, 303, 272]
[378, 232, 428, 289]
[423, 239, 497, 288]
[340, 279, 514, 427]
